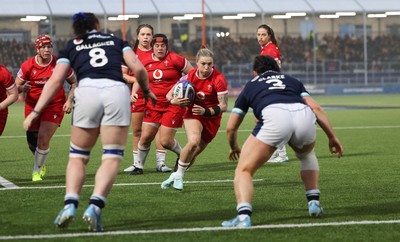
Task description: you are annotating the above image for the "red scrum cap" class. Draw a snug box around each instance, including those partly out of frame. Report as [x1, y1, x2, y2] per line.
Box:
[151, 33, 168, 48]
[35, 34, 53, 51]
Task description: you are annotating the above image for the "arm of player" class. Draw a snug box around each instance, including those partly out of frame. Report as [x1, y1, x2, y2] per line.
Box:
[63, 73, 77, 114]
[0, 84, 18, 111]
[123, 49, 157, 107]
[130, 81, 140, 103]
[226, 112, 245, 161]
[303, 95, 344, 158]
[182, 59, 194, 75]
[121, 66, 139, 103]
[15, 77, 31, 93]
[23, 63, 70, 130]
[121, 66, 135, 84]
[192, 92, 228, 116]
[166, 86, 174, 103]
[217, 93, 228, 112]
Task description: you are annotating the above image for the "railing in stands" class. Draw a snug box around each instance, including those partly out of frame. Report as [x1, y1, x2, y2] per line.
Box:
[222, 61, 400, 87]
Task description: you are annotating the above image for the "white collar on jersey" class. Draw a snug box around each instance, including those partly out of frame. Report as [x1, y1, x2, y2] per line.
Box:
[196, 68, 214, 79]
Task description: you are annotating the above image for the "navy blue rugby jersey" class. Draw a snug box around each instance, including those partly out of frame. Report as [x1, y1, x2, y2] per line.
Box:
[233, 70, 310, 120]
[57, 31, 131, 82]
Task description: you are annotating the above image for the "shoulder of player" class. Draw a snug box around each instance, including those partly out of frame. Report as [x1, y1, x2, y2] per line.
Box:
[136, 49, 151, 60]
[167, 51, 186, 60]
[75, 32, 119, 45]
[19, 57, 35, 69]
[211, 67, 226, 78]
[186, 67, 197, 76]
[139, 53, 154, 65]
[164, 52, 186, 68]
[0, 65, 7, 76]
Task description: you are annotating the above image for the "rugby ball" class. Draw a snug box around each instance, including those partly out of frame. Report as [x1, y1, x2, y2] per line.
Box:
[172, 78, 195, 103]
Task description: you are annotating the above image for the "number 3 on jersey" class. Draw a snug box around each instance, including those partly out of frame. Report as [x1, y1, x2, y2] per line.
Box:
[267, 78, 286, 90]
[89, 48, 108, 67]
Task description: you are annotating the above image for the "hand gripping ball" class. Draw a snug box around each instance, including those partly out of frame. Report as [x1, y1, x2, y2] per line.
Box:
[172, 78, 195, 103]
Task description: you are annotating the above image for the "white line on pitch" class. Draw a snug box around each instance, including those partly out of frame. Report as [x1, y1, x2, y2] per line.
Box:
[0, 176, 18, 189]
[0, 179, 264, 191]
[1, 219, 400, 240]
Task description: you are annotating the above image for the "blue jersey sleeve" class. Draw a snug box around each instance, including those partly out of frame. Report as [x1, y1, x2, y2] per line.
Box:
[232, 84, 251, 116]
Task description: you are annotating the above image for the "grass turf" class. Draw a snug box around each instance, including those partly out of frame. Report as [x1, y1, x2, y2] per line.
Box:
[1, 94, 400, 241]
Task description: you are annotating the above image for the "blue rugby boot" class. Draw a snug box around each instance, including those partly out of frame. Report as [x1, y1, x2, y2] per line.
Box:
[172, 176, 183, 191]
[222, 215, 251, 228]
[161, 172, 176, 189]
[82, 204, 103, 232]
[308, 200, 323, 217]
[54, 204, 76, 229]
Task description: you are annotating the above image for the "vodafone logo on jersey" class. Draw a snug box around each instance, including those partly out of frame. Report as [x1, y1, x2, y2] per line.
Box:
[196, 91, 205, 100]
[152, 69, 163, 81]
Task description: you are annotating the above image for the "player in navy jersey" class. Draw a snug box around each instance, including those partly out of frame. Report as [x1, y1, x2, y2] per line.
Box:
[222, 55, 343, 228]
[257, 24, 289, 163]
[23, 12, 156, 232]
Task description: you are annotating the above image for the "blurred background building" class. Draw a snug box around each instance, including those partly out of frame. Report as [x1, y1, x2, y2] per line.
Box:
[1, 0, 400, 94]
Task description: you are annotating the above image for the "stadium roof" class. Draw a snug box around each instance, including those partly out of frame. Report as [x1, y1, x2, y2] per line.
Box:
[1, 0, 400, 17]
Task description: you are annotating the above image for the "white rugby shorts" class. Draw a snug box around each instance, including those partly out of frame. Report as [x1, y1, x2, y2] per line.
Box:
[253, 103, 317, 149]
[72, 78, 131, 128]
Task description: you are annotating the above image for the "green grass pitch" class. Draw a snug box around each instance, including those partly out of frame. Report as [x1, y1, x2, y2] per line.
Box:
[1, 94, 400, 241]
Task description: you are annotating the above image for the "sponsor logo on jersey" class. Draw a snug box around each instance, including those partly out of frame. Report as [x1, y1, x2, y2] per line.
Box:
[152, 69, 163, 81]
[73, 39, 84, 45]
[35, 78, 48, 85]
[196, 91, 205, 100]
[88, 34, 112, 39]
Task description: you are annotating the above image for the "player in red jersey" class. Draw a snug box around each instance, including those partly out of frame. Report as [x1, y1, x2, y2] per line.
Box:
[257, 24, 281, 68]
[136, 33, 193, 174]
[0, 65, 18, 135]
[122, 24, 170, 175]
[16, 34, 77, 181]
[161, 48, 228, 190]
[257, 24, 289, 162]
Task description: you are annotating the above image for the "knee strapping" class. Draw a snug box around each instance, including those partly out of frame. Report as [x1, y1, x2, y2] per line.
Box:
[69, 142, 91, 160]
[26, 131, 38, 154]
[102, 144, 125, 160]
[296, 149, 319, 171]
